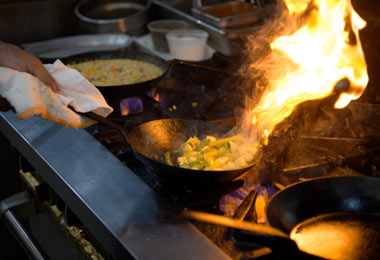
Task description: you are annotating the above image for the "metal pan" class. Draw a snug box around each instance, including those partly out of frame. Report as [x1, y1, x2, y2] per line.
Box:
[85, 113, 261, 185]
[23, 34, 133, 59]
[165, 176, 380, 259]
[128, 118, 261, 184]
[266, 176, 380, 233]
[60, 49, 168, 98]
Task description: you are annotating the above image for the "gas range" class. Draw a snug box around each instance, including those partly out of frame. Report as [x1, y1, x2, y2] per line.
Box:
[1, 51, 380, 260]
[82, 56, 380, 259]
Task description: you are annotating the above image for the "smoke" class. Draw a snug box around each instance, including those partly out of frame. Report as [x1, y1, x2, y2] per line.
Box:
[234, 1, 302, 140]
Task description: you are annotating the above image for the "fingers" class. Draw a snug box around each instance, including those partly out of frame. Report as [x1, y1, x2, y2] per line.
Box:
[26, 57, 59, 93]
[0, 41, 59, 93]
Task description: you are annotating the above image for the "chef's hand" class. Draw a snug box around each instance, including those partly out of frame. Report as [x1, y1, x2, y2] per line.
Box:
[0, 41, 59, 111]
[0, 41, 58, 91]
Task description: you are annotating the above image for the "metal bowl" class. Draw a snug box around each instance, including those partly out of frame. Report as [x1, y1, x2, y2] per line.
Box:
[75, 0, 151, 36]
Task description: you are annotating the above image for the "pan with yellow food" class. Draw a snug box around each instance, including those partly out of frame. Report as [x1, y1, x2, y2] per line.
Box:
[63, 49, 167, 98]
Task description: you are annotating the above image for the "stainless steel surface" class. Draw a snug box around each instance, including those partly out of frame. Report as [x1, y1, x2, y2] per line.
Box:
[191, 2, 262, 28]
[1, 191, 46, 260]
[0, 111, 231, 260]
[75, 0, 151, 36]
[23, 34, 133, 59]
[4, 210, 46, 260]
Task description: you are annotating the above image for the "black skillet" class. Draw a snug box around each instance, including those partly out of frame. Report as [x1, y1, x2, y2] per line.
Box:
[127, 118, 261, 184]
[60, 49, 168, 98]
[164, 176, 380, 259]
[85, 113, 261, 185]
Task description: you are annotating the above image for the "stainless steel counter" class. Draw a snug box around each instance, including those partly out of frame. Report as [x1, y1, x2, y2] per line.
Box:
[0, 111, 231, 260]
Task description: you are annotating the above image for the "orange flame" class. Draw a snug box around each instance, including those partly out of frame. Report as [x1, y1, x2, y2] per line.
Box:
[250, 0, 368, 144]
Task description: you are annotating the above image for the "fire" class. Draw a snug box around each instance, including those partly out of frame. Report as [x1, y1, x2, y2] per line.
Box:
[120, 97, 143, 116]
[249, 0, 368, 144]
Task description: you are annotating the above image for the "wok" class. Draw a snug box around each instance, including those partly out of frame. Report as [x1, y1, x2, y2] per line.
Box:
[85, 113, 261, 185]
[165, 176, 380, 259]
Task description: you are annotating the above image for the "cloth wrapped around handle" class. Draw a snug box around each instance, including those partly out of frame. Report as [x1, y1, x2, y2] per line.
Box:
[0, 60, 113, 128]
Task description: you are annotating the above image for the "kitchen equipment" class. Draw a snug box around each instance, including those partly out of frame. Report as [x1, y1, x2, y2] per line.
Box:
[2, 47, 380, 259]
[147, 19, 189, 53]
[191, 1, 262, 29]
[23, 34, 133, 59]
[85, 113, 262, 185]
[127, 118, 261, 184]
[152, 0, 263, 55]
[166, 176, 380, 259]
[266, 176, 380, 232]
[62, 49, 168, 98]
[170, 210, 380, 259]
[75, 0, 151, 35]
[166, 29, 209, 61]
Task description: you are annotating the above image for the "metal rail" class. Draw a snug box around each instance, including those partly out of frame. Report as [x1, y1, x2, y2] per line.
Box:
[0, 191, 46, 260]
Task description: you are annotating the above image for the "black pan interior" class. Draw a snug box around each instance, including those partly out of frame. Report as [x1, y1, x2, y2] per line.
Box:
[266, 176, 380, 232]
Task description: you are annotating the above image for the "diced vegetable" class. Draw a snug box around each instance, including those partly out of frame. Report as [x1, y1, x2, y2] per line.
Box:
[165, 134, 260, 171]
[164, 151, 173, 166]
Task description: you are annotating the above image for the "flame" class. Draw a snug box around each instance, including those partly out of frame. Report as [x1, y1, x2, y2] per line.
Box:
[250, 0, 368, 144]
[120, 97, 143, 116]
[147, 88, 166, 107]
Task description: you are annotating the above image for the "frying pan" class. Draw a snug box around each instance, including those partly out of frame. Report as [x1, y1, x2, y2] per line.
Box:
[60, 49, 168, 98]
[163, 176, 380, 259]
[85, 113, 261, 185]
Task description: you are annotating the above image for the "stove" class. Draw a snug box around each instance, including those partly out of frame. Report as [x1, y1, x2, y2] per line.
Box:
[81, 55, 380, 259]
[1, 2, 380, 254]
[1, 50, 380, 259]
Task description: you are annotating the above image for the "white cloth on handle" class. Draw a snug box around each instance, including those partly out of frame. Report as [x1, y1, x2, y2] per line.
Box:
[0, 59, 113, 128]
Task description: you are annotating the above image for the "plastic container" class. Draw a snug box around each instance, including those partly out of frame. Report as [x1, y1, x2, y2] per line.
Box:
[166, 29, 209, 61]
[147, 19, 189, 53]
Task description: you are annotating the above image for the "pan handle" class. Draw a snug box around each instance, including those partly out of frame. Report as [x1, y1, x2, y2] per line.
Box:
[82, 112, 129, 143]
[168, 59, 235, 75]
[159, 210, 289, 238]
[159, 210, 327, 259]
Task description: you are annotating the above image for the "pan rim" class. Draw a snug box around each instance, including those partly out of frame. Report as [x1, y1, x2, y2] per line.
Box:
[266, 175, 380, 231]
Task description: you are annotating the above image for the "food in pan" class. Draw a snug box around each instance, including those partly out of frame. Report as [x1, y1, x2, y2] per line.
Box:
[164, 135, 259, 171]
[68, 59, 163, 86]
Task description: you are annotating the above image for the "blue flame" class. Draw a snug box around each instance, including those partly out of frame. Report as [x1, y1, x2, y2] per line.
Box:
[120, 97, 143, 116]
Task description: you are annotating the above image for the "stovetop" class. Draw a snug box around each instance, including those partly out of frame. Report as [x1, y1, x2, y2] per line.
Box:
[0, 49, 379, 260]
[85, 55, 380, 259]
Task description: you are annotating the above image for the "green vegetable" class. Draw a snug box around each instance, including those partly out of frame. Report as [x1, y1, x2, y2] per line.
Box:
[165, 134, 259, 171]
[192, 102, 198, 108]
[164, 151, 173, 166]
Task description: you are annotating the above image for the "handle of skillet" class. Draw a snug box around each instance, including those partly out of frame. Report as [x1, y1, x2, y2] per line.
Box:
[82, 112, 129, 143]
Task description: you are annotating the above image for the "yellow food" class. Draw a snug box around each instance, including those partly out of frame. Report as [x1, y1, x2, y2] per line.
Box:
[68, 59, 163, 86]
[165, 135, 259, 171]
